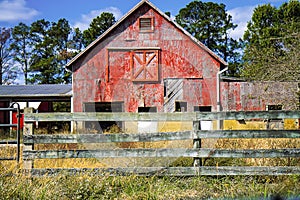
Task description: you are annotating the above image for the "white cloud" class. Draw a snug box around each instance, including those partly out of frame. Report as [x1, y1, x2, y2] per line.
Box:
[74, 7, 123, 31]
[0, 0, 39, 22]
[228, 6, 256, 40]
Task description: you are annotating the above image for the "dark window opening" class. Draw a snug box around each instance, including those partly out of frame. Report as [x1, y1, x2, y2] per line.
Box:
[266, 104, 283, 129]
[139, 17, 154, 32]
[175, 102, 187, 112]
[164, 85, 167, 97]
[267, 105, 282, 111]
[84, 102, 123, 132]
[194, 106, 212, 112]
[138, 107, 157, 113]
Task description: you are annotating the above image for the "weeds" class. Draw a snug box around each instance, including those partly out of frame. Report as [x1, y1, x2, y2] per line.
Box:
[0, 169, 299, 199]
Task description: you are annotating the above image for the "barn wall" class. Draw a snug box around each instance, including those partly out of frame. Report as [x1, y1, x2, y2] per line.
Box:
[72, 4, 221, 113]
[221, 81, 299, 111]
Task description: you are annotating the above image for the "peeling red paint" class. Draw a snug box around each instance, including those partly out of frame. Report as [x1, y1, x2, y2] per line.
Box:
[70, 4, 225, 113]
[69, 2, 300, 114]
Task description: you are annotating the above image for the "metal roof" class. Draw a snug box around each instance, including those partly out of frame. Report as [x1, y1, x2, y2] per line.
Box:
[0, 84, 72, 101]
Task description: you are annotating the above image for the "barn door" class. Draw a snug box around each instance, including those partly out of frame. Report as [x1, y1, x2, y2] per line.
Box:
[131, 50, 159, 82]
[163, 79, 184, 112]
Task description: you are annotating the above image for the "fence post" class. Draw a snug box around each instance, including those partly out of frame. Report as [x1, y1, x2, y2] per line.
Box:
[193, 120, 202, 167]
[23, 107, 34, 171]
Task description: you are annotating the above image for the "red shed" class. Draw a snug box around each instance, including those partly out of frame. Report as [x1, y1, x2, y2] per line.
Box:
[67, 0, 227, 116]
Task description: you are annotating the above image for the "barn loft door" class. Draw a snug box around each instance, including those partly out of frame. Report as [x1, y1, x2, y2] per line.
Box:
[131, 50, 159, 82]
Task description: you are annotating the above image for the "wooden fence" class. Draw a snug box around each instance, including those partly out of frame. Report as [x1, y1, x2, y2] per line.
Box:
[22, 110, 300, 176]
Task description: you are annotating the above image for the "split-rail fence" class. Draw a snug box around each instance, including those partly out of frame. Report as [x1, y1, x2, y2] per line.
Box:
[22, 109, 300, 176]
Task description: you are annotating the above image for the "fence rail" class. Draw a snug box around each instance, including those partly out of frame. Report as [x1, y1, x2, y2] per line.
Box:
[22, 110, 300, 176]
[23, 130, 300, 144]
[26, 166, 300, 177]
[24, 110, 300, 122]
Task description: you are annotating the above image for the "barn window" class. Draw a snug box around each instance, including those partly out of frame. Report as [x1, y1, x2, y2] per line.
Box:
[194, 106, 212, 112]
[266, 104, 282, 111]
[175, 101, 187, 112]
[84, 102, 124, 131]
[138, 107, 157, 113]
[266, 104, 283, 129]
[131, 50, 159, 82]
[139, 17, 154, 32]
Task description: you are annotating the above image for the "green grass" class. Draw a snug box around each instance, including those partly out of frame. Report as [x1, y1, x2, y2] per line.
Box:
[0, 166, 300, 200]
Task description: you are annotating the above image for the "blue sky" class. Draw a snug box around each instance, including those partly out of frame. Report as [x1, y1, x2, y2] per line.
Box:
[0, 0, 287, 39]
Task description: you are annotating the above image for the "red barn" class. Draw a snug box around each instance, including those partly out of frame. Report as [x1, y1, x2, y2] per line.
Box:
[67, 0, 227, 116]
[66, 0, 299, 131]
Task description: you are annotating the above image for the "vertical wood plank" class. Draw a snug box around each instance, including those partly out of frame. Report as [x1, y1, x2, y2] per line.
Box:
[193, 121, 202, 167]
[105, 49, 109, 83]
[23, 107, 34, 171]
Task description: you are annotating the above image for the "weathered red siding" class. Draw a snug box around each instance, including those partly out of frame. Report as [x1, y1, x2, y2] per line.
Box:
[71, 4, 222, 113]
[221, 82, 299, 111]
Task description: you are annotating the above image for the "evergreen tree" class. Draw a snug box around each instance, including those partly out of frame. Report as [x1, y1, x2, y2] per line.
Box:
[83, 12, 116, 47]
[10, 23, 32, 84]
[242, 1, 300, 81]
[29, 19, 74, 84]
[175, 1, 242, 76]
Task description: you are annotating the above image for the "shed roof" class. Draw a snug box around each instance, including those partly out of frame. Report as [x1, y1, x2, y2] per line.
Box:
[66, 0, 227, 69]
[0, 84, 72, 101]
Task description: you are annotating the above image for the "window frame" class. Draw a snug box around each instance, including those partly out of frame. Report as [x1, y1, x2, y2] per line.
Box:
[139, 17, 154, 32]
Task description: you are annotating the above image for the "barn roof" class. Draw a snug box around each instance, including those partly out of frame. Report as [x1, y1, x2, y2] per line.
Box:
[0, 84, 72, 101]
[66, 0, 227, 69]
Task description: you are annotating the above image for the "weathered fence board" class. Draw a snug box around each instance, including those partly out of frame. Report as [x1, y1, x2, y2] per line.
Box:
[196, 110, 300, 120]
[25, 166, 300, 177]
[196, 130, 300, 139]
[24, 110, 300, 122]
[24, 112, 198, 122]
[23, 131, 193, 144]
[23, 148, 300, 159]
[23, 130, 300, 145]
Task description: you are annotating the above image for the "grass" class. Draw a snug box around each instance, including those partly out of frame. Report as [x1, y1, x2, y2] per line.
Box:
[0, 166, 300, 200]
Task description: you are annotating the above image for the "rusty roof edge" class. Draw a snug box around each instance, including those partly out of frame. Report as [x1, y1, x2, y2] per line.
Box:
[66, 0, 228, 69]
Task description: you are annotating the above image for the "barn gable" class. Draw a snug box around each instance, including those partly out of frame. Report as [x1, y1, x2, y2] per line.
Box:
[67, 0, 227, 114]
[66, 0, 227, 70]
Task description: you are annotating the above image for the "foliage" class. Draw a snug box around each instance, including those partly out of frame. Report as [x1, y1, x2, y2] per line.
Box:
[10, 23, 32, 84]
[175, 1, 243, 76]
[9, 19, 84, 85]
[29, 19, 73, 84]
[83, 12, 116, 47]
[0, 27, 17, 85]
[242, 1, 300, 81]
[8, 12, 114, 84]
[0, 169, 299, 200]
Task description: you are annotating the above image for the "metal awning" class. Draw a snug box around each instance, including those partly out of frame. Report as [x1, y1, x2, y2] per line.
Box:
[0, 84, 72, 102]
